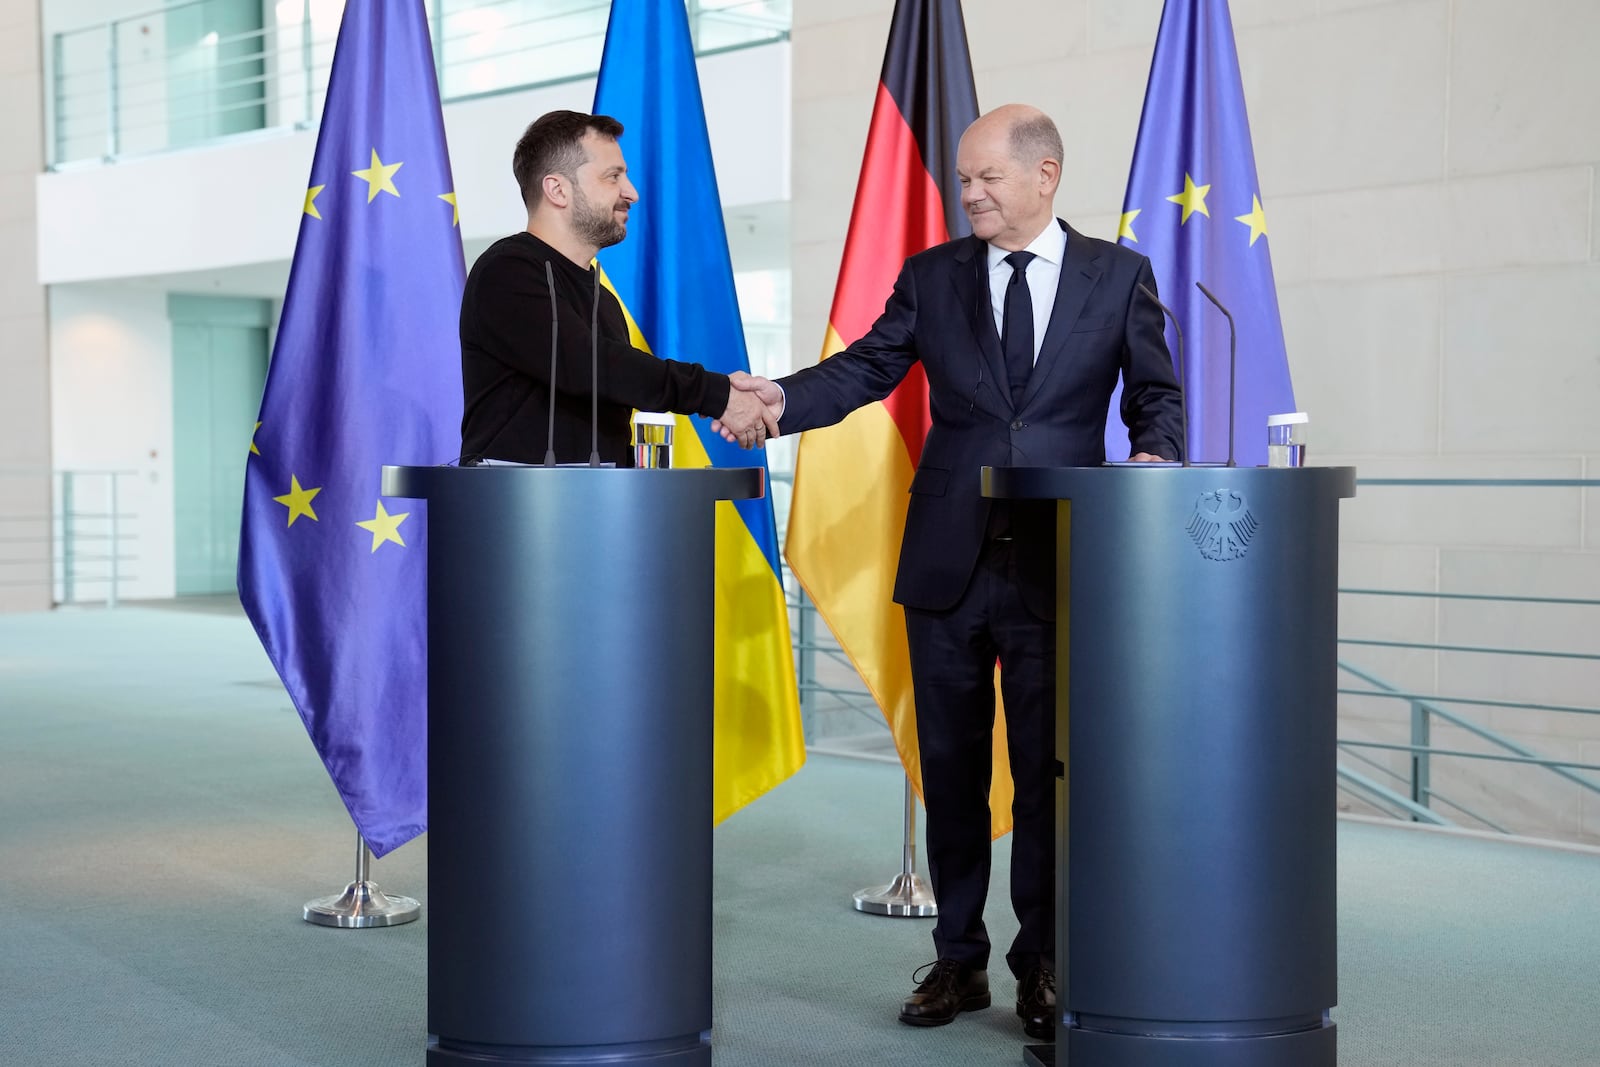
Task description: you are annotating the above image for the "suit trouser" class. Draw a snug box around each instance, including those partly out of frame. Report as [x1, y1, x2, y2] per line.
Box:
[904, 537, 1056, 979]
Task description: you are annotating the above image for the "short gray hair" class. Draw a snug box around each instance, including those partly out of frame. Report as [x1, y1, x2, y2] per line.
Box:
[1009, 113, 1063, 166]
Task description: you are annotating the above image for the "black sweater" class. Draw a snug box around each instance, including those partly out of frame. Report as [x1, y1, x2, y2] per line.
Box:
[459, 232, 731, 466]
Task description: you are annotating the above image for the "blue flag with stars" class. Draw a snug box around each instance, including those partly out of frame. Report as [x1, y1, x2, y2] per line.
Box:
[1109, 0, 1293, 464]
[237, 0, 463, 857]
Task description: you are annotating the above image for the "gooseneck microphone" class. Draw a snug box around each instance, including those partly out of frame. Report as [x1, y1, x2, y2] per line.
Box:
[543, 260, 559, 467]
[1137, 283, 1191, 468]
[589, 263, 601, 467]
[1195, 281, 1238, 467]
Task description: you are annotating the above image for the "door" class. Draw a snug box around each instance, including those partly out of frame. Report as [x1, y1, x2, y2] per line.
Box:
[170, 295, 270, 596]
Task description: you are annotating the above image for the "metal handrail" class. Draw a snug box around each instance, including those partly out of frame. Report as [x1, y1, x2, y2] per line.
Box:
[776, 472, 1600, 844]
[1336, 766, 1449, 825]
[47, 0, 792, 167]
[1338, 739, 1600, 776]
[1342, 588, 1600, 607]
[1335, 687, 1600, 717]
[1338, 744, 1407, 786]
[1419, 793, 1509, 834]
[0, 469, 138, 606]
[1339, 638, 1600, 662]
[1332, 475, 1600, 838]
[1337, 656, 1600, 833]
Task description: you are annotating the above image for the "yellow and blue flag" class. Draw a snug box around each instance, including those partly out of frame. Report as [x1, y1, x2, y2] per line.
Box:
[1110, 0, 1294, 464]
[237, 0, 463, 856]
[593, 0, 805, 819]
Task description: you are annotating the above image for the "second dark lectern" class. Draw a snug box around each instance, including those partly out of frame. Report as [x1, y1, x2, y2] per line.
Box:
[983, 464, 1356, 1067]
[382, 464, 763, 1067]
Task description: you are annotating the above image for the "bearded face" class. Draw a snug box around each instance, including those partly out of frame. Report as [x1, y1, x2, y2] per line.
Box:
[571, 181, 629, 250]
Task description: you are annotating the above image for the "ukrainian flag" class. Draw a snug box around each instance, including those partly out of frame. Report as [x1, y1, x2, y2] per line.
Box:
[593, 0, 804, 819]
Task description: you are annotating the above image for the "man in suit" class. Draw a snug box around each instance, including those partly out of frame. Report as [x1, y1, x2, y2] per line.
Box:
[725, 104, 1184, 1041]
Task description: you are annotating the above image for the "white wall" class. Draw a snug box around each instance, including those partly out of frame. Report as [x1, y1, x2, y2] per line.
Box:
[792, 0, 1600, 843]
[48, 282, 176, 600]
[0, 0, 51, 612]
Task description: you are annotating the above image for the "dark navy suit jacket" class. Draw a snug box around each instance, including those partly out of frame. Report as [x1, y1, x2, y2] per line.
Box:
[777, 220, 1184, 618]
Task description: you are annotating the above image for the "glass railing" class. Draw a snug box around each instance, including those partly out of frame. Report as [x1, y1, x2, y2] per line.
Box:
[1331, 477, 1600, 843]
[47, 0, 791, 167]
[0, 469, 140, 606]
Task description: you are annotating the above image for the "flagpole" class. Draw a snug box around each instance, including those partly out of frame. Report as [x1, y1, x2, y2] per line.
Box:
[852, 775, 937, 916]
[303, 831, 421, 928]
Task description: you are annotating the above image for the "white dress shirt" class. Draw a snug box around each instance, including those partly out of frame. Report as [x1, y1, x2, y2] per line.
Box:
[767, 221, 1068, 421]
[985, 221, 1067, 365]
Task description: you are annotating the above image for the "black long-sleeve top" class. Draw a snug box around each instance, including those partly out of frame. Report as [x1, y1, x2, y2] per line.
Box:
[459, 231, 731, 466]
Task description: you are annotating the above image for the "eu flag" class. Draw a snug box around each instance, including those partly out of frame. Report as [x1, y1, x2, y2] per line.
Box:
[1109, 0, 1294, 465]
[593, 0, 805, 820]
[237, 0, 463, 857]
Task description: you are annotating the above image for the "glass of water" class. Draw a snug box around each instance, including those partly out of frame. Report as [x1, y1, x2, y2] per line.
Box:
[1266, 412, 1308, 467]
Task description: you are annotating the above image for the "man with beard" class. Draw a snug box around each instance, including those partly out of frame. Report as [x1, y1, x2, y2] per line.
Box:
[460, 110, 776, 465]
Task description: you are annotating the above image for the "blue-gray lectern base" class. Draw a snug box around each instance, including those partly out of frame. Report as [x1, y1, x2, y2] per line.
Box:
[1024, 1022, 1333, 1067]
[383, 465, 763, 1067]
[985, 465, 1355, 1067]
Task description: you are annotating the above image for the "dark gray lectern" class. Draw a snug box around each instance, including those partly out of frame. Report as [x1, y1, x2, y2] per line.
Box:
[983, 465, 1356, 1067]
[382, 465, 764, 1067]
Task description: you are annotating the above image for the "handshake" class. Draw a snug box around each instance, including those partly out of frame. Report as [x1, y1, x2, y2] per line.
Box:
[711, 371, 785, 449]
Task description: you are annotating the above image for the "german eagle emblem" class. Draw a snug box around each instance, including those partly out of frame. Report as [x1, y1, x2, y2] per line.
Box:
[1186, 489, 1257, 562]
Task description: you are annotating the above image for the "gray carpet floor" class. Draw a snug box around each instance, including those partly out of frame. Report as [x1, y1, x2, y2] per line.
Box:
[2, 605, 1598, 1066]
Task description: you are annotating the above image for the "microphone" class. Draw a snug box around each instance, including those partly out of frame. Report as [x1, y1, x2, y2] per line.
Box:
[1195, 281, 1237, 467]
[544, 260, 559, 467]
[589, 263, 602, 467]
[1137, 282, 1190, 467]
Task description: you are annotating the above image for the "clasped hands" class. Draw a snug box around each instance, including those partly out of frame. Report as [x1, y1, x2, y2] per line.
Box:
[711, 371, 784, 448]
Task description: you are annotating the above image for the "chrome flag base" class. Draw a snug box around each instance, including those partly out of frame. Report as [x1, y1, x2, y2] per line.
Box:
[853, 870, 937, 917]
[852, 775, 938, 917]
[304, 880, 421, 928]
[304, 832, 420, 928]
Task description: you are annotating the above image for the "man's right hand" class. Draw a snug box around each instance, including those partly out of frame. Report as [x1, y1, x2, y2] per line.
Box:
[712, 373, 783, 448]
[714, 383, 781, 448]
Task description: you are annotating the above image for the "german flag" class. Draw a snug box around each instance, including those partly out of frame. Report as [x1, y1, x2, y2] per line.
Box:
[785, 0, 1015, 837]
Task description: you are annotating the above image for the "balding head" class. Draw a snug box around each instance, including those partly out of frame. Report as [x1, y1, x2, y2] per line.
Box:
[956, 105, 1064, 250]
[1006, 106, 1064, 168]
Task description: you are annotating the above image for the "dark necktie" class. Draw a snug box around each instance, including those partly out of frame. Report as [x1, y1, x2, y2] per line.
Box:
[1001, 250, 1037, 406]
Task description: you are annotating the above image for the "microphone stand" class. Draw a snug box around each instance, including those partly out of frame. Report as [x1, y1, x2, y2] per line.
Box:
[1195, 281, 1238, 467]
[544, 260, 559, 467]
[589, 263, 602, 467]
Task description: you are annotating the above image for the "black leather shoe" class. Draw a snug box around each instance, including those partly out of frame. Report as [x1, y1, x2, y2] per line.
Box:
[1016, 964, 1057, 1040]
[898, 959, 991, 1026]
